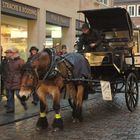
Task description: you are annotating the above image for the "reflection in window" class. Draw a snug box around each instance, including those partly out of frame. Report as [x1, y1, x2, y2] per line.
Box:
[1, 24, 28, 61]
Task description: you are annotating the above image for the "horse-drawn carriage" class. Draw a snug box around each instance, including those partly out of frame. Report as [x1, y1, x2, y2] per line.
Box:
[19, 7, 140, 131]
[78, 7, 140, 111]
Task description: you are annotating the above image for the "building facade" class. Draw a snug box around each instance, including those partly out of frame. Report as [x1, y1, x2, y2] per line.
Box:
[114, 0, 140, 28]
[1, 0, 113, 60]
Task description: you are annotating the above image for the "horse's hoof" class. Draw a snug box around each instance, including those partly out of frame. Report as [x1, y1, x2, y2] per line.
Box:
[72, 118, 76, 123]
[78, 117, 83, 122]
[52, 127, 61, 132]
[36, 126, 42, 131]
[72, 117, 83, 123]
[36, 117, 48, 130]
[52, 118, 63, 130]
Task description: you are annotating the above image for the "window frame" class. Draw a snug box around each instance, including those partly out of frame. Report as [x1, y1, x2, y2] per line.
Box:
[127, 5, 136, 17]
[137, 5, 140, 17]
[99, 0, 108, 5]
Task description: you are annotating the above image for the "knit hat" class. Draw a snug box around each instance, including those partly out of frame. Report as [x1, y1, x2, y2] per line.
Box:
[81, 23, 89, 30]
[29, 46, 39, 52]
[5, 47, 19, 53]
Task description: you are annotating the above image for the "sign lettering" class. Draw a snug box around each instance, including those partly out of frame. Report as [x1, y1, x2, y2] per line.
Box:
[1, 0, 37, 19]
[46, 11, 70, 27]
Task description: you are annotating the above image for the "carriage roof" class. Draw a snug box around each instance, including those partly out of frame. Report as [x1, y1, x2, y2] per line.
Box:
[78, 7, 133, 40]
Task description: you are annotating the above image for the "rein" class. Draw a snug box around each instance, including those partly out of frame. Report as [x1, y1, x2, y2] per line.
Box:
[40, 48, 74, 80]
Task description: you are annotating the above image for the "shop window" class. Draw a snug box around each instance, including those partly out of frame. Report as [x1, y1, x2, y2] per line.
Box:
[45, 24, 62, 48]
[127, 5, 136, 17]
[1, 15, 28, 60]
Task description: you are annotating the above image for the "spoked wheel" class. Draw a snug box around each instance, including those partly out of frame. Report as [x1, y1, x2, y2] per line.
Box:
[125, 72, 139, 112]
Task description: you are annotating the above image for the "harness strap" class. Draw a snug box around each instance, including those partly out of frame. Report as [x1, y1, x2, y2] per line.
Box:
[58, 57, 74, 79]
[43, 48, 56, 80]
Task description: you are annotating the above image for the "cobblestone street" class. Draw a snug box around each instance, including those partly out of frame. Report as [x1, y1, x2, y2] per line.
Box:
[1, 0, 140, 140]
[0, 93, 140, 140]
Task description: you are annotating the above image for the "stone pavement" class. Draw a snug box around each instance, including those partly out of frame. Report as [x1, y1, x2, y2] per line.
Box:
[0, 91, 140, 140]
[0, 93, 69, 126]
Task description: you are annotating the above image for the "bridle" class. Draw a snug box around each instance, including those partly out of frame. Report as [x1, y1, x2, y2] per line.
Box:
[21, 67, 39, 90]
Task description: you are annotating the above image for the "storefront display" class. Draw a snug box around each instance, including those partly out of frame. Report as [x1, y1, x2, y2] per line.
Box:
[1, 15, 28, 60]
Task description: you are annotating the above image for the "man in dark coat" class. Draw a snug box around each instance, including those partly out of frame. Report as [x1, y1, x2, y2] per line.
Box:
[77, 23, 102, 53]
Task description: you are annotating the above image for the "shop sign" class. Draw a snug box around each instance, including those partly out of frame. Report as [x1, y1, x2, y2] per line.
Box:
[46, 11, 70, 27]
[1, 0, 37, 19]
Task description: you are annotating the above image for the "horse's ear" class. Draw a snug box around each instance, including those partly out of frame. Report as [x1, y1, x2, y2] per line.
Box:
[20, 63, 32, 74]
[40, 52, 48, 57]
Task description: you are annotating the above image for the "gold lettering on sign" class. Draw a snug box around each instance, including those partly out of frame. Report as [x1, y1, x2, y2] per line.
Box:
[2, 1, 37, 17]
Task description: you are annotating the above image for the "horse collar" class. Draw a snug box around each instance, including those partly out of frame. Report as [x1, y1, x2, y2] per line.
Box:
[43, 48, 58, 80]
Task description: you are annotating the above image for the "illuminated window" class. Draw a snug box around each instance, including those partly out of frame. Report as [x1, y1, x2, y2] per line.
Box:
[1, 15, 28, 60]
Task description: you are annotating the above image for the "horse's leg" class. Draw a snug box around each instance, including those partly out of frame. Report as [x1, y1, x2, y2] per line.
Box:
[36, 86, 48, 130]
[51, 87, 63, 130]
[75, 84, 84, 122]
[66, 83, 77, 121]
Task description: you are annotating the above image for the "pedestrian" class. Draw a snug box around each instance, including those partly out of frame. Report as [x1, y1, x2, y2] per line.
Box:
[28, 46, 39, 61]
[77, 23, 101, 53]
[53, 43, 63, 56]
[61, 44, 67, 54]
[4, 47, 26, 113]
[0, 45, 5, 96]
[1, 46, 12, 104]
[27, 46, 39, 106]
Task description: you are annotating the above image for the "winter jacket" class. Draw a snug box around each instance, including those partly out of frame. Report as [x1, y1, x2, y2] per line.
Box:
[4, 56, 24, 90]
[77, 29, 101, 52]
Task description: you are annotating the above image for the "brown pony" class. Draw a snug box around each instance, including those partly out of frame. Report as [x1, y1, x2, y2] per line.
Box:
[19, 48, 91, 130]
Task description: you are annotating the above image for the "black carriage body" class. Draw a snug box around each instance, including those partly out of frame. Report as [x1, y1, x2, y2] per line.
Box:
[78, 8, 140, 112]
[78, 8, 140, 80]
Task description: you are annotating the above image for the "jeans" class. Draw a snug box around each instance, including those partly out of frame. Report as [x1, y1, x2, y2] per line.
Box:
[6, 89, 19, 110]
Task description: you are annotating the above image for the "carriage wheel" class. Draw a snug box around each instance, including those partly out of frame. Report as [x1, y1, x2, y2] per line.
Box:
[125, 72, 139, 112]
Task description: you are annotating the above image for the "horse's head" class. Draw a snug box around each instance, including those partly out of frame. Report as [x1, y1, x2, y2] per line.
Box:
[19, 64, 38, 101]
[19, 51, 52, 100]
[31, 52, 51, 70]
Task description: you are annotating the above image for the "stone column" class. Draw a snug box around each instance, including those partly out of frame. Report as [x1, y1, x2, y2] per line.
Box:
[62, 18, 76, 52]
[28, 8, 46, 54]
